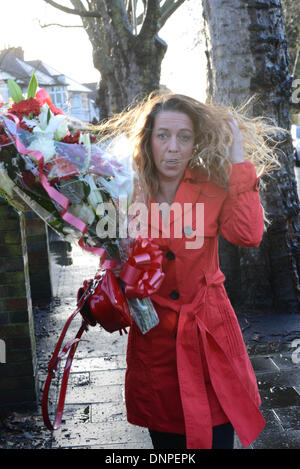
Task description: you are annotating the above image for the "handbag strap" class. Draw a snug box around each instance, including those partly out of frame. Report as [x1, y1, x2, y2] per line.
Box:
[41, 278, 128, 431]
[42, 284, 93, 431]
[42, 320, 88, 430]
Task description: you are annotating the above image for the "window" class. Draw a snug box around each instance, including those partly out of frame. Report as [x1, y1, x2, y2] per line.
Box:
[0, 82, 8, 103]
[71, 94, 80, 108]
[48, 86, 67, 108]
[81, 93, 88, 110]
[56, 93, 62, 104]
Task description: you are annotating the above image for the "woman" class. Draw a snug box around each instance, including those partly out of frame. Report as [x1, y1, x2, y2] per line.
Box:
[98, 93, 280, 449]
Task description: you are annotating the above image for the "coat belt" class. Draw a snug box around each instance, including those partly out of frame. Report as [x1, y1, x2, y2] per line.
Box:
[151, 269, 265, 449]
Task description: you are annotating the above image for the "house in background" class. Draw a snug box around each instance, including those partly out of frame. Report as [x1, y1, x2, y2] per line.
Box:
[0, 47, 100, 123]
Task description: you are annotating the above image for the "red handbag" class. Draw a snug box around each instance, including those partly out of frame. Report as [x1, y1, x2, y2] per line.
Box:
[77, 270, 131, 332]
[41, 270, 131, 431]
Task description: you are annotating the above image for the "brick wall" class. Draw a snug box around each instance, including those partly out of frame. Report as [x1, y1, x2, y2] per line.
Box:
[0, 200, 38, 411]
[25, 211, 52, 302]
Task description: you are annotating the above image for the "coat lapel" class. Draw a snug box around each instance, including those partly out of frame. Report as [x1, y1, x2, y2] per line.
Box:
[148, 167, 209, 239]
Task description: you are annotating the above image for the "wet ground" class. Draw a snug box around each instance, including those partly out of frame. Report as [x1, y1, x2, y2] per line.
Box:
[0, 239, 299, 451]
[0, 167, 300, 450]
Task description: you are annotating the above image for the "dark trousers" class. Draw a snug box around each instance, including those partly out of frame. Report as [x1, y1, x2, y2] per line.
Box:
[149, 422, 234, 449]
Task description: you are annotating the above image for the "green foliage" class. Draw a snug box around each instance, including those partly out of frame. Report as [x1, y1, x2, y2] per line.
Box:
[7, 73, 39, 102]
[7, 79, 24, 103]
[27, 73, 38, 99]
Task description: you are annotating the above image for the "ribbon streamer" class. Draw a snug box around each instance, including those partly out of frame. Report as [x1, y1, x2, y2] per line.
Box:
[1, 113, 164, 283]
[0, 112, 115, 268]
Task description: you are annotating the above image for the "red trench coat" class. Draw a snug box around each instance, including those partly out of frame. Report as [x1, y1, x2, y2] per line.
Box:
[125, 162, 266, 449]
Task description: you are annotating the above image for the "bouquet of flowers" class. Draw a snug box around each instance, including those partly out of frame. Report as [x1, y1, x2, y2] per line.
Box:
[0, 73, 164, 334]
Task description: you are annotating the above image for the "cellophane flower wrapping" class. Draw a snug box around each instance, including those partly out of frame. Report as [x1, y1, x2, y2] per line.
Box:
[0, 76, 161, 334]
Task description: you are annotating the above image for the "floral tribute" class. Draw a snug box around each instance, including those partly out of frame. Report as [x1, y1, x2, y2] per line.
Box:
[0, 73, 164, 334]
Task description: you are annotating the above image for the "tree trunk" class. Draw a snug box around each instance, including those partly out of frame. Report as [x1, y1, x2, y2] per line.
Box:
[43, 0, 186, 116]
[202, 0, 300, 313]
[92, 32, 167, 118]
[70, 0, 168, 117]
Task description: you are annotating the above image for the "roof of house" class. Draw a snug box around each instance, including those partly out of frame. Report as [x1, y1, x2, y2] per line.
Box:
[0, 70, 15, 81]
[0, 47, 96, 94]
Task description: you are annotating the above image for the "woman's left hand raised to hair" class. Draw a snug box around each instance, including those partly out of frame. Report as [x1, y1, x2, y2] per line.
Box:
[227, 116, 245, 165]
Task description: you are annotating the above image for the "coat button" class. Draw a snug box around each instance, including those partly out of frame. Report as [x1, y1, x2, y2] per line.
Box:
[170, 290, 180, 300]
[183, 225, 194, 236]
[166, 250, 175, 260]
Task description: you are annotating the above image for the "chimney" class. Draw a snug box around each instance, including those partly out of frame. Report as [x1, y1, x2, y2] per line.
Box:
[12, 47, 24, 60]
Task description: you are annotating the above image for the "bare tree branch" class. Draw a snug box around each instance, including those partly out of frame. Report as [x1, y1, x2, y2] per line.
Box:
[69, 0, 95, 26]
[126, 0, 132, 22]
[106, 0, 133, 37]
[39, 21, 83, 28]
[42, 0, 102, 18]
[139, 0, 160, 40]
[136, 0, 148, 26]
[158, 0, 186, 30]
[41, 0, 186, 115]
[130, 0, 137, 34]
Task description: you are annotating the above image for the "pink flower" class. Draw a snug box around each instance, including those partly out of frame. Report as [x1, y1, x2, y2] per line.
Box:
[36, 89, 64, 116]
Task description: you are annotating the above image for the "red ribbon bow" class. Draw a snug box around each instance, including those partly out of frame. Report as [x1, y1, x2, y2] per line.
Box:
[120, 237, 165, 299]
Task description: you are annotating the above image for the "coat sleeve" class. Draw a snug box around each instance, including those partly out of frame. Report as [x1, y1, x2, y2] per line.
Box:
[218, 162, 264, 247]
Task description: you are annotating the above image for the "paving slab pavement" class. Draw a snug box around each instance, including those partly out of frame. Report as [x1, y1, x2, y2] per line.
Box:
[35, 241, 153, 449]
[33, 240, 300, 450]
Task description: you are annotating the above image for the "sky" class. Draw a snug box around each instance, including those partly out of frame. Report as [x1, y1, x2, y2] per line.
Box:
[0, 0, 206, 101]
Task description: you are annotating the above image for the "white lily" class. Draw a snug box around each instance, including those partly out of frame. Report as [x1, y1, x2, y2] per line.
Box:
[79, 132, 92, 171]
[23, 104, 68, 141]
[101, 134, 134, 206]
[84, 173, 103, 213]
[97, 171, 134, 208]
[54, 117, 68, 140]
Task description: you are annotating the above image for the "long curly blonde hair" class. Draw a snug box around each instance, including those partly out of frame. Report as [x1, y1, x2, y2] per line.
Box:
[94, 91, 284, 207]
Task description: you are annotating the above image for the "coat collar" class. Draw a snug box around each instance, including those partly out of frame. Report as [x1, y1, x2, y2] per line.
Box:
[182, 165, 210, 184]
[148, 166, 209, 237]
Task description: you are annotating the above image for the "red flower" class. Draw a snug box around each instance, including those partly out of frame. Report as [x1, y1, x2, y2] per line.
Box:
[0, 123, 12, 146]
[0, 132, 12, 146]
[60, 130, 81, 144]
[36, 89, 64, 116]
[8, 97, 41, 118]
[50, 104, 65, 116]
[44, 159, 78, 183]
[60, 130, 97, 144]
[20, 170, 41, 190]
[4, 114, 34, 133]
[19, 119, 34, 132]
